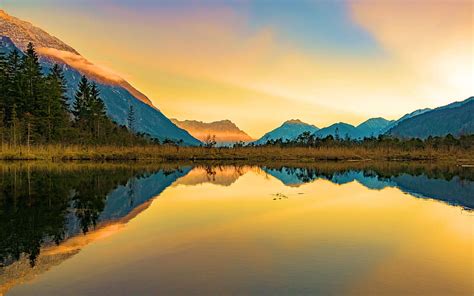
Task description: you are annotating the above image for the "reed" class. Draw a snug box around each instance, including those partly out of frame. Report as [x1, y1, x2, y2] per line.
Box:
[0, 144, 472, 162]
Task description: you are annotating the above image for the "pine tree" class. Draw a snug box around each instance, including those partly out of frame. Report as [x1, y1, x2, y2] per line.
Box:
[0, 51, 7, 107]
[25, 112, 33, 151]
[0, 53, 7, 130]
[18, 43, 48, 143]
[73, 75, 91, 123]
[127, 104, 135, 133]
[10, 104, 18, 147]
[5, 50, 22, 122]
[90, 83, 106, 118]
[0, 51, 6, 73]
[21, 42, 43, 115]
[0, 42, 148, 147]
[44, 64, 69, 141]
[0, 108, 5, 149]
[90, 82, 106, 140]
[49, 64, 69, 111]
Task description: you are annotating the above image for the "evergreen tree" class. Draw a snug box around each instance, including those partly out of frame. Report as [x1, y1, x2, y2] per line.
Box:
[5, 50, 22, 122]
[49, 64, 69, 111]
[44, 64, 69, 141]
[0, 53, 6, 137]
[0, 108, 5, 148]
[127, 103, 135, 133]
[21, 42, 43, 115]
[10, 104, 18, 146]
[73, 75, 91, 123]
[0, 42, 150, 147]
[0, 51, 7, 111]
[90, 82, 106, 139]
[90, 82, 106, 118]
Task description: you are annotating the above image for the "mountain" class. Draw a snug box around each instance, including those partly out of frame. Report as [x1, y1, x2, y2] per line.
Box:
[356, 118, 393, 138]
[380, 108, 431, 134]
[313, 118, 392, 140]
[254, 119, 319, 145]
[255, 117, 392, 145]
[0, 10, 200, 145]
[314, 122, 362, 139]
[171, 119, 253, 145]
[388, 97, 474, 138]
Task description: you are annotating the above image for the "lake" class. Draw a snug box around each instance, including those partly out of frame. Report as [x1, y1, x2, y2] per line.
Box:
[1, 162, 472, 295]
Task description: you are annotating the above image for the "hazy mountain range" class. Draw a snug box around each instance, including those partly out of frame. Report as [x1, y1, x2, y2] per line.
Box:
[380, 108, 431, 134]
[388, 97, 473, 139]
[171, 119, 253, 144]
[0, 10, 200, 145]
[252, 117, 394, 144]
[252, 97, 473, 144]
[314, 117, 393, 140]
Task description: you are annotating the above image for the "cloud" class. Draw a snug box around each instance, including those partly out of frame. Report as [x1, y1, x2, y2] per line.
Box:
[349, 0, 473, 100]
[18, 1, 472, 136]
[38, 47, 126, 83]
[38, 47, 154, 106]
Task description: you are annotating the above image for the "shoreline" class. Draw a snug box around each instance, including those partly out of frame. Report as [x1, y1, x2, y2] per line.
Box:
[0, 145, 472, 163]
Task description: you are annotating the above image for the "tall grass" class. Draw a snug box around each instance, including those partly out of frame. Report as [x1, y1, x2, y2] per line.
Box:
[0, 144, 472, 162]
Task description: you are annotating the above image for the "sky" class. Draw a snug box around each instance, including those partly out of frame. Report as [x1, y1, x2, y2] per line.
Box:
[1, 0, 472, 138]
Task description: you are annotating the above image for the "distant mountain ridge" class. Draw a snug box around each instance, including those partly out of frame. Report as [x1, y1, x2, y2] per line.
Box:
[388, 97, 474, 138]
[254, 117, 393, 144]
[0, 10, 200, 145]
[312, 118, 392, 140]
[313, 122, 363, 140]
[357, 117, 394, 137]
[380, 108, 431, 134]
[171, 119, 253, 144]
[254, 119, 320, 145]
[254, 97, 473, 144]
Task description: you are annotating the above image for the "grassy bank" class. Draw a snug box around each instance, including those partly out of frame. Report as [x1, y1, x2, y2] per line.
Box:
[0, 144, 472, 162]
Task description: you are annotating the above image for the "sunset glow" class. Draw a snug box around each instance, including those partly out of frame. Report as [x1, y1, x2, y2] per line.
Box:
[2, 0, 472, 137]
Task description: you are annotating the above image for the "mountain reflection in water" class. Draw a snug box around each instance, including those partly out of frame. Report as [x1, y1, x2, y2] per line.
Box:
[263, 165, 474, 210]
[0, 162, 472, 295]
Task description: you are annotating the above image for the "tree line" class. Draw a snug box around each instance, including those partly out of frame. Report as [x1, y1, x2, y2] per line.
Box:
[0, 42, 149, 147]
[244, 132, 474, 150]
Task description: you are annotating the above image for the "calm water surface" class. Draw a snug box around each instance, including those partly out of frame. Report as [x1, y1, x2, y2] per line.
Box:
[0, 163, 473, 295]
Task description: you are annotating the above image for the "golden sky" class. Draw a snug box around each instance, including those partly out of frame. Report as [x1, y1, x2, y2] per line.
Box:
[2, 0, 472, 137]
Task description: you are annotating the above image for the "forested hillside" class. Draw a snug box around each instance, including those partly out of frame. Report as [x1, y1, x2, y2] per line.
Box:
[0, 42, 151, 147]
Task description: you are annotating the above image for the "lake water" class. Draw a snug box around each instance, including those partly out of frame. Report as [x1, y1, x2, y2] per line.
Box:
[1, 162, 473, 295]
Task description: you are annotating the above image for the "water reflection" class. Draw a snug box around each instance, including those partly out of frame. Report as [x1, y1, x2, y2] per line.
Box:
[174, 165, 252, 186]
[0, 165, 182, 267]
[0, 162, 472, 295]
[263, 163, 474, 210]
